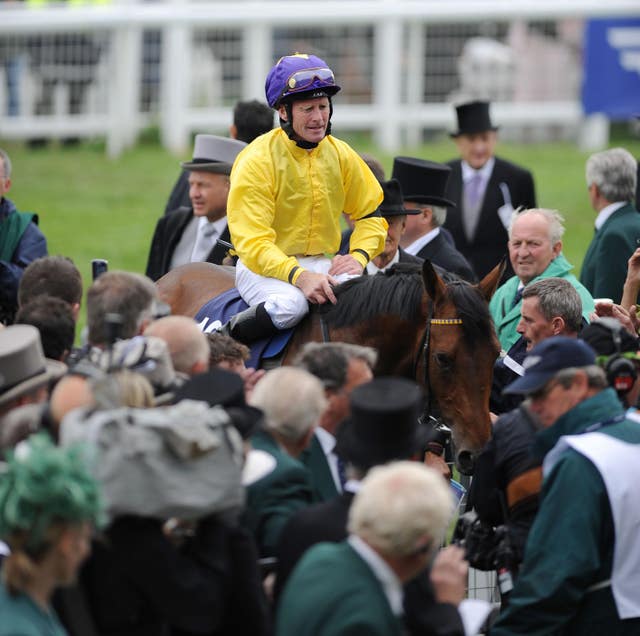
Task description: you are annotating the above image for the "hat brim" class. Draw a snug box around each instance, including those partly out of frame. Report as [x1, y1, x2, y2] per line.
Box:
[335, 416, 423, 470]
[449, 125, 499, 138]
[0, 359, 67, 408]
[403, 194, 456, 208]
[503, 370, 555, 396]
[181, 161, 234, 175]
[380, 206, 420, 218]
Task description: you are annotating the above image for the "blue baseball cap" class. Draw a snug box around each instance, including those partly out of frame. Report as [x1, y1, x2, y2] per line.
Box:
[503, 336, 596, 396]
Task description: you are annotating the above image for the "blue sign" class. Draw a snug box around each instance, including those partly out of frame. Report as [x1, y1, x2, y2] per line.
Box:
[583, 18, 640, 119]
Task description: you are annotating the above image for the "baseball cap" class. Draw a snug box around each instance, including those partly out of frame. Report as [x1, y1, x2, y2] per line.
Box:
[503, 336, 596, 396]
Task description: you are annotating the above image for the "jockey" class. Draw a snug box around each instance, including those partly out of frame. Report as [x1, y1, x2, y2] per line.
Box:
[224, 53, 387, 343]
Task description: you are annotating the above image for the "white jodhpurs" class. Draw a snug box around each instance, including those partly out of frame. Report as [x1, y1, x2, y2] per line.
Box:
[236, 257, 356, 329]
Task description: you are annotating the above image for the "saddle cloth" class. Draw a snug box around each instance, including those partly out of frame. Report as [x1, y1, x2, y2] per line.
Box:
[194, 287, 293, 369]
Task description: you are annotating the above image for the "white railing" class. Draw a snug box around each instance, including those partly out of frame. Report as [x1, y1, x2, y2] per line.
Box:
[0, 0, 637, 156]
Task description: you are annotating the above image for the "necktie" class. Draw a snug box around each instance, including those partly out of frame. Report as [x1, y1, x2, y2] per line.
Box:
[511, 287, 524, 309]
[336, 456, 347, 490]
[463, 173, 484, 241]
[191, 223, 217, 263]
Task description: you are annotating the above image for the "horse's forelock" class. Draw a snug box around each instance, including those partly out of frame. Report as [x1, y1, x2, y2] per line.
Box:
[445, 281, 494, 347]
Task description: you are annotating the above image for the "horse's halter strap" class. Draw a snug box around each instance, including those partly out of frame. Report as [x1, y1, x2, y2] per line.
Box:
[416, 300, 463, 424]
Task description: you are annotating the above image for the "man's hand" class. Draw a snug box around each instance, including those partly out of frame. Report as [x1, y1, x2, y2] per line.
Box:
[430, 545, 469, 607]
[591, 302, 638, 337]
[329, 254, 364, 277]
[295, 271, 338, 304]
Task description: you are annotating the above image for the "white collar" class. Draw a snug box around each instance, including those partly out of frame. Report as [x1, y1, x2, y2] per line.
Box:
[366, 248, 400, 274]
[348, 534, 404, 616]
[198, 215, 228, 236]
[314, 426, 336, 455]
[595, 201, 627, 231]
[461, 156, 495, 183]
[404, 227, 440, 256]
[343, 478, 362, 494]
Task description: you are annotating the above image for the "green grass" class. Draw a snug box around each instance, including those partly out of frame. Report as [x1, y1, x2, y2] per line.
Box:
[2, 131, 640, 332]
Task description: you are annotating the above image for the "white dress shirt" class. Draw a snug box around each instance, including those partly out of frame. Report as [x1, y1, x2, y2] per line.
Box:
[366, 248, 400, 274]
[594, 201, 627, 231]
[404, 227, 441, 257]
[314, 426, 343, 493]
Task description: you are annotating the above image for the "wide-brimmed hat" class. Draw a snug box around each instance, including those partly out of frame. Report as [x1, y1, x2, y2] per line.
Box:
[335, 377, 424, 471]
[174, 368, 263, 439]
[391, 157, 455, 207]
[181, 134, 247, 175]
[450, 100, 498, 137]
[503, 337, 596, 396]
[0, 325, 66, 408]
[377, 179, 419, 218]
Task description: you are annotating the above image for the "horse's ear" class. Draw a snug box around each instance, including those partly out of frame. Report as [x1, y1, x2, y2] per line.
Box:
[422, 259, 447, 302]
[477, 258, 506, 302]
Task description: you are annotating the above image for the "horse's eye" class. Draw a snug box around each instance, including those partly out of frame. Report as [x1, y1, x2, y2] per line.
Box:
[434, 352, 454, 371]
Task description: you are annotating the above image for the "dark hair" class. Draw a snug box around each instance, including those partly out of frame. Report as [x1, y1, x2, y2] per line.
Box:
[15, 296, 75, 361]
[207, 332, 249, 366]
[233, 100, 274, 143]
[18, 256, 82, 308]
[86, 271, 157, 346]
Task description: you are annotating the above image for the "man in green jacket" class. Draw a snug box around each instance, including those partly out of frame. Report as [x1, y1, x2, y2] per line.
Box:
[490, 208, 594, 351]
[580, 147, 640, 303]
[492, 337, 640, 635]
[277, 461, 457, 636]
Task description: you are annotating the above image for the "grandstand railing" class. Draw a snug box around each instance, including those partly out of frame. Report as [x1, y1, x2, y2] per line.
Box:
[0, 0, 637, 156]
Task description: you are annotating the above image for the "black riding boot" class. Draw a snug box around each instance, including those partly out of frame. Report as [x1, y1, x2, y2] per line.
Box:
[221, 302, 279, 344]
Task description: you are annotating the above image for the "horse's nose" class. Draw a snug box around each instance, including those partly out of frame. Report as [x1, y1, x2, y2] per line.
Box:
[456, 450, 476, 476]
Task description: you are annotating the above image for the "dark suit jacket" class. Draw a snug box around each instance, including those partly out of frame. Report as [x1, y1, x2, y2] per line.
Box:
[299, 434, 339, 502]
[145, 207, 231, 281]
[415, 231, 476, 282]
[246, 430, 315, 558]
[579, 202, 640, 302]
[276, 492, 464, 636]
[444, 156, 536, 279]
[276, 541, 404, 636]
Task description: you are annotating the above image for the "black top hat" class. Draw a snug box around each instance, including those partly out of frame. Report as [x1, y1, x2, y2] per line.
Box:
[450, 100, 498, 137]
[377, 179, 419, 217]
[174, 368, 263, 439]
[335, 377, 424, 471]
[391, 157, 455, 207]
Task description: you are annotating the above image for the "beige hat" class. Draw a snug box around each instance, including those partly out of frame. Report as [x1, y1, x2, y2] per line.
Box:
[181, 134, 247, 175]
[0, 325, 66, 407]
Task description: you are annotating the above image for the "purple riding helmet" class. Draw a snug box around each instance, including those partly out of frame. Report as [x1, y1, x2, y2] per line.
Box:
[265, 53, 341, 148]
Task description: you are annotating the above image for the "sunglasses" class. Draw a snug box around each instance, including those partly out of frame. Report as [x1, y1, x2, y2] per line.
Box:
[285, 67, 335, 93]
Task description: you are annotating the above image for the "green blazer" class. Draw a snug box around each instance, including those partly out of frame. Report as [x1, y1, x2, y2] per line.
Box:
[246, 430, 314, 557]
[580, 202, 640, 303]
[300, 433, 339, 502]
[276, 541, 404, 636]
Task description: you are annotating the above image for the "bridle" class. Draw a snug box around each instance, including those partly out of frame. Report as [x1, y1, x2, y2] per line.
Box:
[414, 298, 463, 432]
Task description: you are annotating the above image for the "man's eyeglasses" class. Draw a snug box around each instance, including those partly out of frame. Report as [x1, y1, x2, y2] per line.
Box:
[285, 67, 335, 93]
[528, 379, 559, 402]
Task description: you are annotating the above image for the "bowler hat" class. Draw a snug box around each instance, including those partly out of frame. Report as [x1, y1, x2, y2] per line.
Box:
[0, 325, 66, 408]
[503, 337, 596, 396]
[181, 134, 247, 175]
[450, 100, 498, 137]
[392, 157, 455, 207]
[335, 377, 424, 471]
[174, 368, 263, 438]
[377, 179, 419, 218]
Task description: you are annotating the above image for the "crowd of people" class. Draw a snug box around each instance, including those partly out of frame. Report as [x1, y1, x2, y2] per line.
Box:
[1, 51, 640, 635]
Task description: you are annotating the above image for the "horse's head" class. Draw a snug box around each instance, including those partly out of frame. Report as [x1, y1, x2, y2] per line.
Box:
[420, 260, 503, 475]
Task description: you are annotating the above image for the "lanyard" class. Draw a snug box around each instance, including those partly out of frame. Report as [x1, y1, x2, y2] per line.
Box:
[584, 413, 626, 433]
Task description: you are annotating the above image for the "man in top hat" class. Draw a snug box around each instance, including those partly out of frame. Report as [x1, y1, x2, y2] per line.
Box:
[275, 377, 468, 636]
[492, 337, 640, 634]
[443, 100, 536, 280]
[145, 134, 246, 281]
[393, 157, 476, 282]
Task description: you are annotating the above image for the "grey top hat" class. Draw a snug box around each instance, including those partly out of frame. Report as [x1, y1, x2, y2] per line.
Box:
[0, 325, 66, 407]
[181, 134, 247, 175]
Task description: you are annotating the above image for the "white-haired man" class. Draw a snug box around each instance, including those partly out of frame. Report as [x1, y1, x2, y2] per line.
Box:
[490, 208, 594, 351]
[246, 367, 327, 557]
[277, 461, 463, 636]
[580, 147, 640, 303]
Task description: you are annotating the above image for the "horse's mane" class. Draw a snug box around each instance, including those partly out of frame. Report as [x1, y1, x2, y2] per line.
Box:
[321, 262, 494, 345]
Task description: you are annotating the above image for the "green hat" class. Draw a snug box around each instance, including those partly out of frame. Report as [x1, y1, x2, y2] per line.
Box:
[0, 434, 102, 552]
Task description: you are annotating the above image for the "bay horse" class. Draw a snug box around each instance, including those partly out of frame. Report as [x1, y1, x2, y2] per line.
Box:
[157, 259, 503, 474]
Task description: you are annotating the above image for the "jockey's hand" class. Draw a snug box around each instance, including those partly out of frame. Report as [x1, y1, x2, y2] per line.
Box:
[295, 271, 338, 304]
[329, 254, 364, 277]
